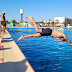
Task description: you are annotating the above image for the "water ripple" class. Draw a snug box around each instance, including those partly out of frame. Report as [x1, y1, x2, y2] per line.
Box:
[8, 28, 72, 72]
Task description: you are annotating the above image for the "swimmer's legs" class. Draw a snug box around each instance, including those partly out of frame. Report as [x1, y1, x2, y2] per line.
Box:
[3, 26, 5, 33]
[18, 33, 41, 41]
[26, 16, 42, 33]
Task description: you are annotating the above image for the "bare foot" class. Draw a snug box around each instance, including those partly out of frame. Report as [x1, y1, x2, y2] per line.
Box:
[26, 16, 33, 20]
[3, 31, 7, 33]
[18, 35, 24, 41]
[4, 32, 7, 33]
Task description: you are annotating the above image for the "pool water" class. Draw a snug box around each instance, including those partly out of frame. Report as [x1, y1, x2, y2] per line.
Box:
[8, 27, 72, 72]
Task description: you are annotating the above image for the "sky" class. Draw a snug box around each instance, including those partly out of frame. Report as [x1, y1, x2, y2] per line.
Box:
[0, 0, 72, 22]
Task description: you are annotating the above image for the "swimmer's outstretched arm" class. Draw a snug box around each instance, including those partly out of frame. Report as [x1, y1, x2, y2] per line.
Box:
[18, 33, 41, 41]
[63, 35, 72, 45]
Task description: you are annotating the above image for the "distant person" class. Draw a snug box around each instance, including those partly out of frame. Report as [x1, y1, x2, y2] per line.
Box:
[18, 16, 72, 45]
[1, 12, 6, 33]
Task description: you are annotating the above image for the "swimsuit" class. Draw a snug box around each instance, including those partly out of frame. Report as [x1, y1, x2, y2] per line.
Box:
[40, 28, 52, 36]
[1, 21, 6, 27]
[1, 15, 6, 27]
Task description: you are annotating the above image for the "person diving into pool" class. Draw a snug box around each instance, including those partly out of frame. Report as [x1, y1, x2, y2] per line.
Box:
[18, 16, 72, 45]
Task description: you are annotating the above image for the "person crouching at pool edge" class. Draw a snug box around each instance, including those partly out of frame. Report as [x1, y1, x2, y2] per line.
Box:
[18, 16, 72, 45]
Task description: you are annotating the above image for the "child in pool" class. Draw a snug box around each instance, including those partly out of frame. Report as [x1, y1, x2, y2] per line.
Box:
[18, 16, 72, 45]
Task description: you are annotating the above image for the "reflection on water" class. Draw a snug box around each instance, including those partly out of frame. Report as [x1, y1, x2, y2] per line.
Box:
[8, 27, 72, 72]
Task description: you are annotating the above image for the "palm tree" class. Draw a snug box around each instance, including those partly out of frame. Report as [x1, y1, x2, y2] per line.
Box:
[70, 22, 72, 25]
[49, 19, 51, 22]
[52, 22, 55, 27]
[63, 20, 67, 27]
[47, 22, 50, 26]
[6, 20, 10, 24]
[12, 20, 17, 22]
[55, 19, 59, 24]
[41, 21, 44, 23]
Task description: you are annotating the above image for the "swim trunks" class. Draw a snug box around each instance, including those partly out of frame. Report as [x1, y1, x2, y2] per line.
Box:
[40, 28, 52, 36]
[1, 21, 6, 27]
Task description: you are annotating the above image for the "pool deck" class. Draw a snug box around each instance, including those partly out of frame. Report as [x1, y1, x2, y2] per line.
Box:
[0, 30, 34, 72]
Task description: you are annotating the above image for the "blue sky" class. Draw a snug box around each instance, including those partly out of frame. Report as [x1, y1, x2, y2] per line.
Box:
[0, 0, 72, 22]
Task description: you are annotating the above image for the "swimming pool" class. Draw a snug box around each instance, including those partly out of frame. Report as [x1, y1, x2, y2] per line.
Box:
[8, 27, 72, 72]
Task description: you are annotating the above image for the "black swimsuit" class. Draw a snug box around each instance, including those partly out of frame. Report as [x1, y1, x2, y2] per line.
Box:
[1, 15, 6, 27]
[40, 28, 52, 36]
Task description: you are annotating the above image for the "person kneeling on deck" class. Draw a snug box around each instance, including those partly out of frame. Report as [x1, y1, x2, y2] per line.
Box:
[18, 16, 72, 45]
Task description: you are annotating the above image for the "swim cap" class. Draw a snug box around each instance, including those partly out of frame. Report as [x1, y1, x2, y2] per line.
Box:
[3, 12, 5, 13]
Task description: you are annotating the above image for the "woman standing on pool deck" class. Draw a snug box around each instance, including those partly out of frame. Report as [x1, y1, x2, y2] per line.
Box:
[18, 16, 72, 45]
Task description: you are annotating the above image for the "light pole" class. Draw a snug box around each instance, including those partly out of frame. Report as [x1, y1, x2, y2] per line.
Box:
[20, 9, 23, 23]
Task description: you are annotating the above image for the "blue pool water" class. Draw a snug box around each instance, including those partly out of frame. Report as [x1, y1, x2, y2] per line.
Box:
[8, 27, 72, 72]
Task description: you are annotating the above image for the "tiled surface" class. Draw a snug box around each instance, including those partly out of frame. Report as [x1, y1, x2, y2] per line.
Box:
[0, 31, 34, 72]
[0, 45, 4, 72]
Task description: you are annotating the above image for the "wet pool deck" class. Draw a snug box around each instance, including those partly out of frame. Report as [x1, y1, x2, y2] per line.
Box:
[0, 30, 34, 72]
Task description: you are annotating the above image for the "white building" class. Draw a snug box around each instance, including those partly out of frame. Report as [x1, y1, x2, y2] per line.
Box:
[54, 17, 72, 24]
[54, 17, 65, 23]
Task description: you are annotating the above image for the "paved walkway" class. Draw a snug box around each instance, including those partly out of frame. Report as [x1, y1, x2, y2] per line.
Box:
[0, 30, 34, 72]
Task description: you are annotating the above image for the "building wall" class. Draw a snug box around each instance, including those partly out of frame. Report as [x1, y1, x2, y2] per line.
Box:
[66, 17, 72, 23]
[54, 17, 72, 24]
[54, 17, 65, 23]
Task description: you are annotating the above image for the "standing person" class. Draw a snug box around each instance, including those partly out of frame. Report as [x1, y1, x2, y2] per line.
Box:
[1, 12, 6, 33]
[18, 16, 72, 45]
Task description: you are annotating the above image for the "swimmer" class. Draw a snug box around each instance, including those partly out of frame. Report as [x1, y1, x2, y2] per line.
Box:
[18, 16, 72, 45]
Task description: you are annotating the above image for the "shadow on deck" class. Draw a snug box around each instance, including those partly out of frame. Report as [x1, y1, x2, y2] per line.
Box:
[0, 59, 28, 72]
